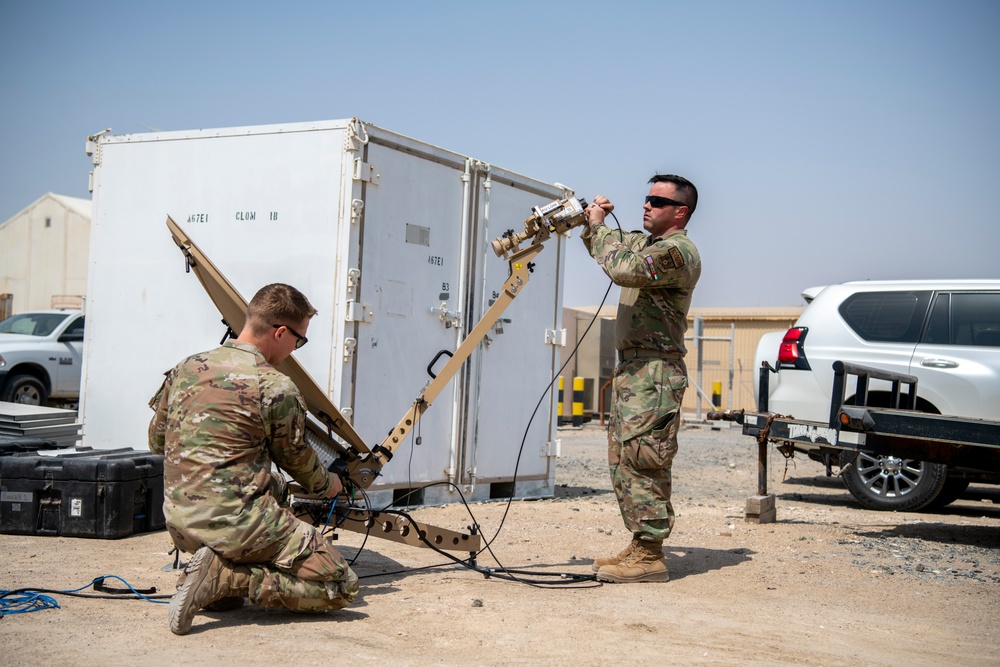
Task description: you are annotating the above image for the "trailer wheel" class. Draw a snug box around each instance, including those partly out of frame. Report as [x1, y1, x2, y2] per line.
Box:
[1, 373, 49, 406]
[839, 450, 947, 511]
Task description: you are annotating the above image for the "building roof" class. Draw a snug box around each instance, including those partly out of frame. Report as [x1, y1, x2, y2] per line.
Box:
[48, 193, 92, 219]
[1, 192, 92, 229]
[565, 305, 804, 321]
[688, 306, 805, 320]
[565, 305, 618, 318]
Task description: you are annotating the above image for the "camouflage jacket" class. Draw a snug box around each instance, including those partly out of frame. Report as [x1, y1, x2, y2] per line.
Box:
[582, 224, 701, 356]
[148, 340, 333, 557]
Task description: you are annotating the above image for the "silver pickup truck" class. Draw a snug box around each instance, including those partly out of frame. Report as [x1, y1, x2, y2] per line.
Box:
[0, 309, 85, 406]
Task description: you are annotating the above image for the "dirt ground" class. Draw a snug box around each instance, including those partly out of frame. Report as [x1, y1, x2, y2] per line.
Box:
[2, 423, 999, 666]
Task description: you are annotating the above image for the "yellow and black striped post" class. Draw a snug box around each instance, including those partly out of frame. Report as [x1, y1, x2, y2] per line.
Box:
[557, 376, 565, 426]
[572, 376, 584, 427]
[712, 381, 722, 409]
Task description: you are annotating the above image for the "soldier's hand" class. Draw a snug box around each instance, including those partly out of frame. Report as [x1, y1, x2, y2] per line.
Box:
[586, 195, 613, 226]
[325, 473, 344, 499]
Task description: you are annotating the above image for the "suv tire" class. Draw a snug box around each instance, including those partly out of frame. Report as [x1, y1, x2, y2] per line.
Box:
[1, 374, 49, 406]
[925, 477, 971, 509]
[839, 450, 947, 511]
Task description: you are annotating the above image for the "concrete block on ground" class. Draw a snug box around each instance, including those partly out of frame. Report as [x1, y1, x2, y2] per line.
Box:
[745, 494, 776, 524]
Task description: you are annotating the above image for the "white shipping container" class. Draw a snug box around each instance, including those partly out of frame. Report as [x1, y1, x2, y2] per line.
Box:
[83, 118, 571, 503]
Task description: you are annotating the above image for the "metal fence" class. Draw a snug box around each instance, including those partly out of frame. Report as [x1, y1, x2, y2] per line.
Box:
[683, 317, 734, 420]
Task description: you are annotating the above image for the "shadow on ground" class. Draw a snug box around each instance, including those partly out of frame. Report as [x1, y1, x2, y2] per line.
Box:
[187, 605, 371, 635]
[555, 485, 614, 499]
[775, 477, 1000, 519]
[664, 545, 755, 581]
[779, 474, 843, 489]
[851, 521, 1000, 548]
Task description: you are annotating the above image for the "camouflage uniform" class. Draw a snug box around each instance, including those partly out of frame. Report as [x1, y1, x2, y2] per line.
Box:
[582, 224, 701, 542]
[148, 340, 358, 612]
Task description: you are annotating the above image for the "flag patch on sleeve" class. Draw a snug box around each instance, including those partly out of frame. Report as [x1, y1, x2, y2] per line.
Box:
[645, 254, 659, 280]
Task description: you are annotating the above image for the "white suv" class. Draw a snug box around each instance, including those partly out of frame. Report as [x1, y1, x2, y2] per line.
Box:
[756, 280, 1000, 510]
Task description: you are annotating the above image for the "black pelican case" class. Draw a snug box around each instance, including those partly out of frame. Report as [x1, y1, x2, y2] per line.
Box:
[0, 448, 165, 539]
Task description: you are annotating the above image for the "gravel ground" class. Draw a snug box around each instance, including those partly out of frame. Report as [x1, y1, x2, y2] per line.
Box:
[565, 423, 1000, 586]
[2, 423, 999, 666]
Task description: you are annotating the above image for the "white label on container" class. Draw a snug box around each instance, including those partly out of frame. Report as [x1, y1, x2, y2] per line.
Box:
[71, 498, 83, 517]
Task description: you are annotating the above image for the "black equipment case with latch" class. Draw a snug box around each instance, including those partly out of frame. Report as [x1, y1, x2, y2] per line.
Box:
[0, 448, 165, 539]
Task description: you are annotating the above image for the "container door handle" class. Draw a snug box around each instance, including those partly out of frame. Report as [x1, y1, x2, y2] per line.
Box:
[427, 349, 453, 379]
[920, 358, 958, 369]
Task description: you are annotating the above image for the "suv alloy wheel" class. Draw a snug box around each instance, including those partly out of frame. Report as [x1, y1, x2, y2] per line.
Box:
[839, 450, 948, 511]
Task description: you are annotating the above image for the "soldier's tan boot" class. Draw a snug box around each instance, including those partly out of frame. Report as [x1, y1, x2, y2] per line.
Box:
[175, 560, 244, 612]
[169, 547, 251, 635]
[595, 539, 669, 583]
[591, 538, 640, 572]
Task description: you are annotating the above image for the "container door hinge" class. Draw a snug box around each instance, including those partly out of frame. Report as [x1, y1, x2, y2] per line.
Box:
[85, 128, 110, 166]
[344, 118, 370, 152]
[346, 301, 373, 323]
[542, 439, 561, 458]
[353, 158, 380, 185]
[344, 269, 369, 323]
[85, 128, 111, 192]
[346, 267, 361, 293]
[545, 328, 567, 346]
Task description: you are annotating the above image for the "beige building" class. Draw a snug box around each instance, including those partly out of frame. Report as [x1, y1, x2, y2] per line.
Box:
[560, 305, 804, 422]
[0, 193, 91, 317]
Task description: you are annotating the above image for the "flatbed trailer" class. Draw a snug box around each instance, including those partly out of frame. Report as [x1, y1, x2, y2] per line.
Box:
[710, 360, 1000, 514]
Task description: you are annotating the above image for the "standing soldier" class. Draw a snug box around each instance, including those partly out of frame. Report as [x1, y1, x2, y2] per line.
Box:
[582, 175, 702, 583]
[149, 283, 358, 634]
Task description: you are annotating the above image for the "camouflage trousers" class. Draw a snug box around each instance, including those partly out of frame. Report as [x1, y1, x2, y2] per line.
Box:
[170, 474, 359, 613]
[241, 522, 359, 612]
[608, 357, 687, 543]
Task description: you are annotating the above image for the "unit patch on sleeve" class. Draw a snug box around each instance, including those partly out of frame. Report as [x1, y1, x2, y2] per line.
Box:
[667, 246, 685, 268]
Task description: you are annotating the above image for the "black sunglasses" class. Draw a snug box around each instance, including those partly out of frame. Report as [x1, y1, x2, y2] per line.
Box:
[645, 195, 689, 209]
[273, 323, 308, 349]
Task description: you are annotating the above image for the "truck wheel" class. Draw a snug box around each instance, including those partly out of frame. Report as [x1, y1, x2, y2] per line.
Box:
[1, 374, 49, 406]
[839, 450, 947, 511]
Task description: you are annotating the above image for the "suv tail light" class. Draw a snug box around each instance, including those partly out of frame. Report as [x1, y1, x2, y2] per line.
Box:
[777, 327, 810, 369]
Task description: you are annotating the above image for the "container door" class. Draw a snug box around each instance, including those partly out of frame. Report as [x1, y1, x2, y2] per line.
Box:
[347, 143, 468, 488]
[460, 176, 565, 490]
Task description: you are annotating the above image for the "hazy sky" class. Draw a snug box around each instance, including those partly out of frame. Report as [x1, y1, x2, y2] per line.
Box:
[2, 1, 997, 308]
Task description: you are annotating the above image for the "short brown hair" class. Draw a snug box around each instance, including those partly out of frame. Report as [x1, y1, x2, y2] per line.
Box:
[246, 283, 317, 335]
[649, 174, 698, 216]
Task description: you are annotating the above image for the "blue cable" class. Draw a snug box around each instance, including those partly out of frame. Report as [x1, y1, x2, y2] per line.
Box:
[1, 575, 171, 617]
[323, 496, 338, 530]
[0, 591, 60, 616]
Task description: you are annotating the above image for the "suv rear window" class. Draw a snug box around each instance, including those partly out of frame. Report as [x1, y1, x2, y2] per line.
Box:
[838, 291, 931, 342]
